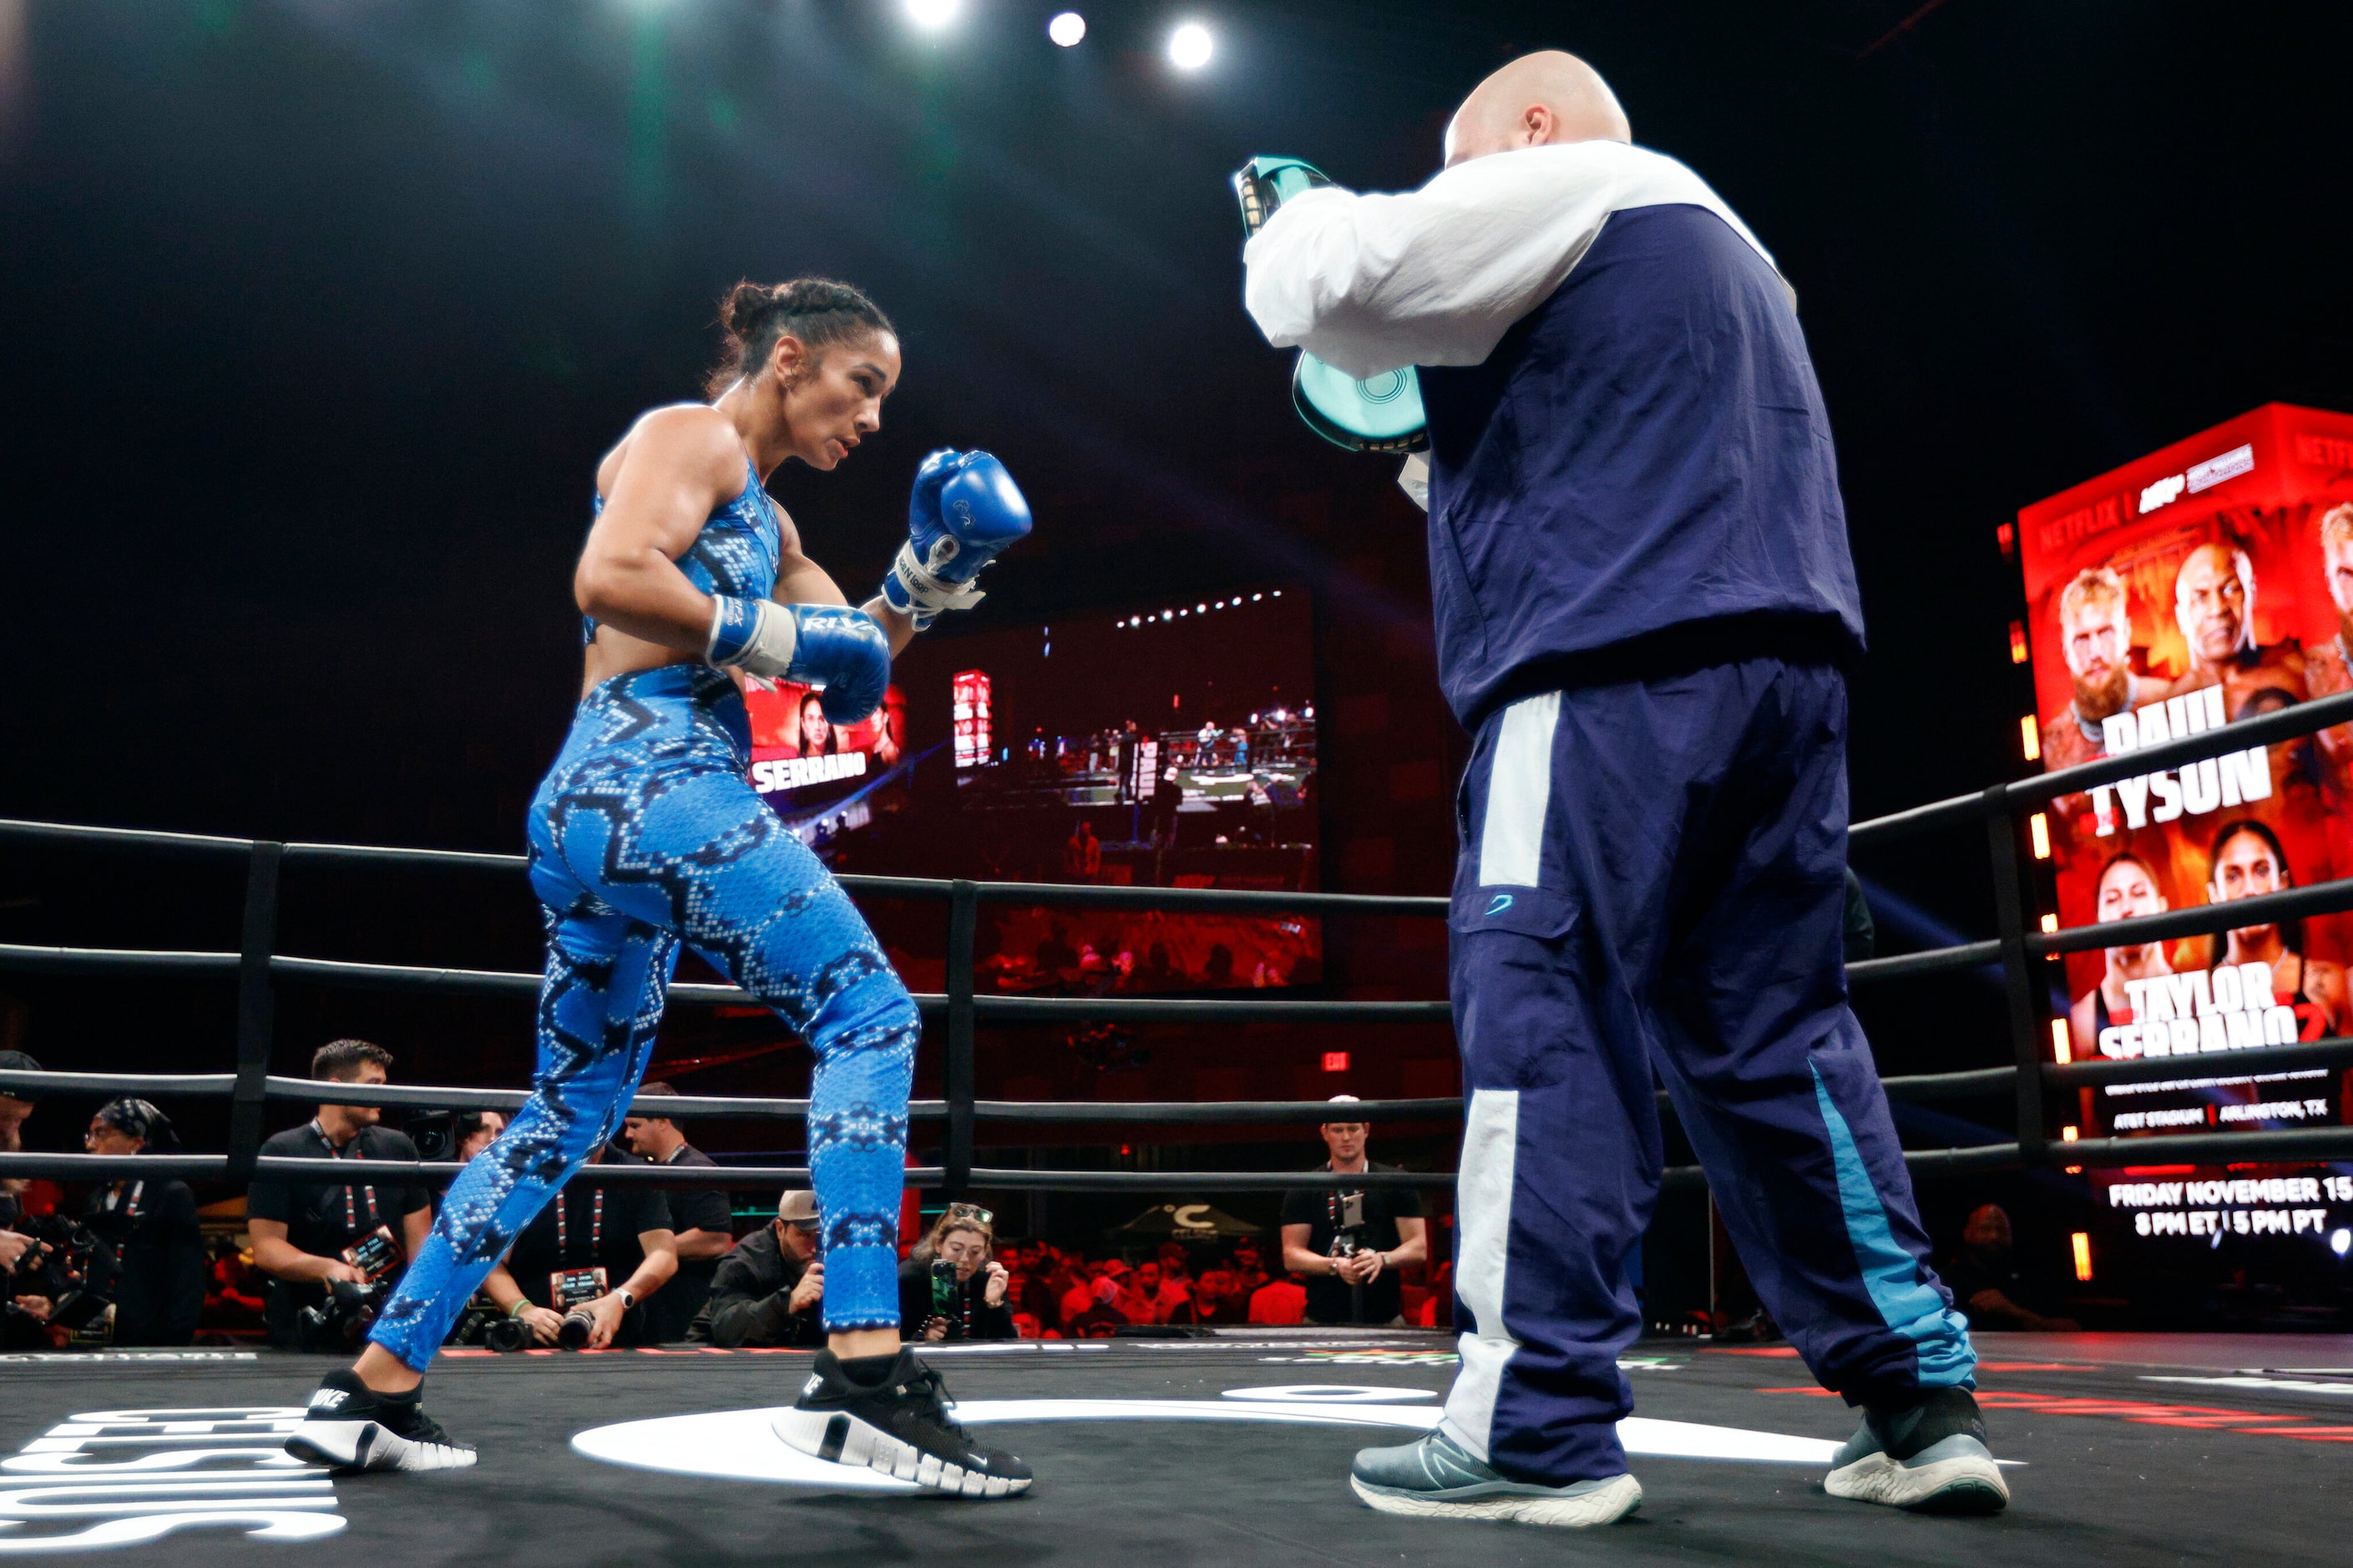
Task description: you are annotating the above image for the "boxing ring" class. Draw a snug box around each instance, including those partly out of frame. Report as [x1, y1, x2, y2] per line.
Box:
[4, 688, 2353, 1563]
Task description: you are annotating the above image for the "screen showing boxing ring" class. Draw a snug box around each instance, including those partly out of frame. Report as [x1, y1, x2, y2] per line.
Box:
[2016, 402, 2353, 1278]
[886, 588, 1322, 996]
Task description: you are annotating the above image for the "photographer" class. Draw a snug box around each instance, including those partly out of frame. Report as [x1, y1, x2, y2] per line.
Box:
[478, 1143, 676, 1348]
[687, 1189, 824, 1348]
[620, 1083, 733, 1343]
[452, 1110, 506, 1165]
[247, 1040, 433, 1348]
[898, 1204, 1015, 1343]
[80, 1100, 205, 1346]
[1279, 1100, 1428, 1327]
[0, 1050, 39, 1277]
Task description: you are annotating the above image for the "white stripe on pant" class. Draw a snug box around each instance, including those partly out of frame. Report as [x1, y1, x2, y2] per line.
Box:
[1439, 1087, 1522, 1462]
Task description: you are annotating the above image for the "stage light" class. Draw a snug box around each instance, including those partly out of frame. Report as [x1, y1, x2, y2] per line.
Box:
[904, 0, 960, 32]
[2049, 1017, 2071, 1065]
[1252, 593, 1263, 601]
[1167, 21, 1212, 69]
[2029, 811, 2050, 860]
[1048, 11, 1085, 46]
[2071, 1232, 2093, 1282]
[2333, 1228, 2351, 1257]
[1197, 603, 1207, 613]
[2020, 715, 2039, 761]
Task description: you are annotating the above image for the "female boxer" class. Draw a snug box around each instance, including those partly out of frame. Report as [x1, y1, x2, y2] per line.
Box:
[289, 278, 1035, 1498]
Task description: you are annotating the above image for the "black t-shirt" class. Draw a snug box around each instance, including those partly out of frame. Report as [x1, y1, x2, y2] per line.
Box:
[506, 1157, 672, 1345]
[83, 1178, 205, 1347]
[248, 1122, 431, 1338]
[1941, 1248, 2042, 1324]
[1280, 1164, 1424, 1325]
[644, 1145, 731, 1343]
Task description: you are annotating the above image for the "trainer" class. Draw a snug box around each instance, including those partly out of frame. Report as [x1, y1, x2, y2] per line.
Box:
[1243, 51, 1993, 1526]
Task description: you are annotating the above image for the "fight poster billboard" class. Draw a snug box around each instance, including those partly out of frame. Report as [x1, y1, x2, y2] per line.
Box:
[2018, 402, 2353, 1263]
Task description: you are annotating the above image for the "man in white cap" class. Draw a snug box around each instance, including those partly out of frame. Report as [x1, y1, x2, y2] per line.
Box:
[1279, 1096, 1429, 1327]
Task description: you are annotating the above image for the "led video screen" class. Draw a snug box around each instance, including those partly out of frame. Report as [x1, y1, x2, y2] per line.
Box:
[2016, 402, 2353, 1271]
[889, 588, 1322, 994]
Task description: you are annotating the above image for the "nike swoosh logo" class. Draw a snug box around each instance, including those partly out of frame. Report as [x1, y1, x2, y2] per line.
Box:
[1485, 893, 1513, 918]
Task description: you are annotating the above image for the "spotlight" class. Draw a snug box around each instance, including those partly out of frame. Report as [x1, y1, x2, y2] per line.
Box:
[904, 0, 960, 31]
[1252, 593, 1263, 601]
[1167, 21, 1212, 69]
[2335, 1228, 2352, 1257]
[1196, 603, 1207, 613]
[1048, 11, 1085, 47]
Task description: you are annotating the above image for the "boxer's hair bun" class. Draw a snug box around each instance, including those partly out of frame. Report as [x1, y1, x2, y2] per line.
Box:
[708, 277, 894, 395]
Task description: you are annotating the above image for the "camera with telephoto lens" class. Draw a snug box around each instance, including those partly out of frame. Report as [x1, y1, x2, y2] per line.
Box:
[3, 1214, 118, 1340]
[447, 1296, 533, 1352]
[550, 1266, 608, 1350]
[294, 1223, 403, 1352]
[296, 1277, 391, 1353]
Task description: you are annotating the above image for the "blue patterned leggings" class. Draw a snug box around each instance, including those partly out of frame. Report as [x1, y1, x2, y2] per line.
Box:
[368, 665, 917, 1369]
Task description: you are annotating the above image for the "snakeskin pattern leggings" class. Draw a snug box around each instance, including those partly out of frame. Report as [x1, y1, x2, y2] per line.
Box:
[368, 665, 916, 1369]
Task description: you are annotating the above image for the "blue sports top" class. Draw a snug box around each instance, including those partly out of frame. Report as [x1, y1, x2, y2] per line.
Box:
[581, 457, 782, 646]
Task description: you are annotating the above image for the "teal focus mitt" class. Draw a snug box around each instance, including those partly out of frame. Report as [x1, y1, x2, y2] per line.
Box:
[1231, 156, 1429, 457]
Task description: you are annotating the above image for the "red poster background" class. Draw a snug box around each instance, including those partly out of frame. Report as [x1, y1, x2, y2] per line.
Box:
[2017, 404, 2353, 1123]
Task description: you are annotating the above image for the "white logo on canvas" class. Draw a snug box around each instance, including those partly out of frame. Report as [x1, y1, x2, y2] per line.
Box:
[0, 1406, 344, 1553]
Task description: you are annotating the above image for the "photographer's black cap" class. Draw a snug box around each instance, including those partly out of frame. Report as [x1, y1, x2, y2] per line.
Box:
[0, 1050, 42, 1100]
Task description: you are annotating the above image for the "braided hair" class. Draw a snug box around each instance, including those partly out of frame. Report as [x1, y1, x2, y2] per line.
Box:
[94, 1098, 182, 1153]
[705, 277, 895, 397]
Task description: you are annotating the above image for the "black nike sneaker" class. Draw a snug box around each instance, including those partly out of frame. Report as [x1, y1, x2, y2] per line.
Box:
[283, 1369, 478, 1474]
[771, 1348, 1032, 1499]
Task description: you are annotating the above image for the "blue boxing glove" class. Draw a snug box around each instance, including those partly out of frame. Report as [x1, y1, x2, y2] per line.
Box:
[706, 597, 891, 724]
[881, 449, 1033, 630]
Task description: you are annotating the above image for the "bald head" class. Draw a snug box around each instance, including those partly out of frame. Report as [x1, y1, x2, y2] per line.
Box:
[1445, 51, 1631, 168]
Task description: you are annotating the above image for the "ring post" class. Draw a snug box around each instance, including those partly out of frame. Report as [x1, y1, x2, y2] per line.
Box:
[225, 841, 283, 1184]
[944, 878, 978, 1199]
[1983, 788, 2046, 1166]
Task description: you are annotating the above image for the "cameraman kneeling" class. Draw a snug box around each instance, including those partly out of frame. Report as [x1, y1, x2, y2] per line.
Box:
[898, 1205, 1014, 1343]
[479, 1144, 676, 1348]
[688, 1189, 824, 1348]
[247, 1042, 434, 1348]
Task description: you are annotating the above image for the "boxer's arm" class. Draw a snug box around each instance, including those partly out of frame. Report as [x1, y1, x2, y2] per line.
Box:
[577, 407, 754, 651]
[1242, 142, 1627, 380]
[771, 546, 918, 658]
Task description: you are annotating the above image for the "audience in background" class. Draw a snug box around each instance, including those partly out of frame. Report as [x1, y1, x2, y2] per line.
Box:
[453, 1110, 507, 1164]
[620, 1083, 735, 1343]
[0, 1051, 40, 1277]
[1941, 1204, 2082, 1333]
[689, 1190, 823, 1348]
[479, 1143, 677, 1348]
[80, 1099, 205, 1346]
[899, 1204, 1015, 1343]
[245, 1040, 434, 1348]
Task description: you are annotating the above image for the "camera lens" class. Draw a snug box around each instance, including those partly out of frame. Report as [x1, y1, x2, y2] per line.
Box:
[484, 1316, 529, 1353]
[557, 1308, 594, 1350]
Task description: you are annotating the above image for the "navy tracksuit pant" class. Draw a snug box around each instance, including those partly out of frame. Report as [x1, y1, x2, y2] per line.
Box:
[1441, 655, 1975, 1485]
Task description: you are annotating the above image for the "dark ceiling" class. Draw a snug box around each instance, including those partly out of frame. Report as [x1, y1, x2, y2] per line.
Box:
[2, 0, 2345, 918]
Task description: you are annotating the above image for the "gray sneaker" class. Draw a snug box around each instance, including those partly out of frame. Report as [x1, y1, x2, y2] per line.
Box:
[1349, 1429, 1642, 1528]
[1824, 1386, 2008, 1514]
